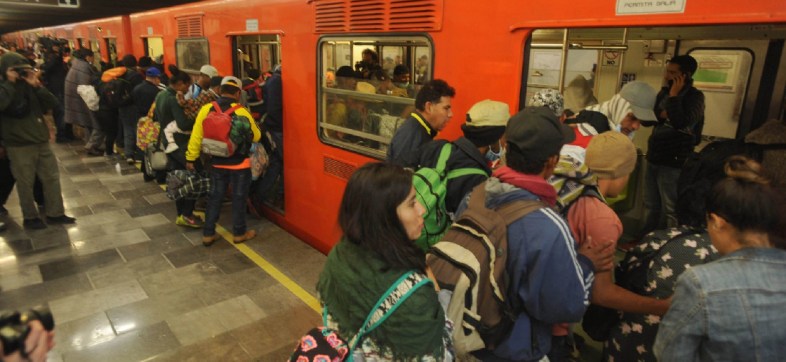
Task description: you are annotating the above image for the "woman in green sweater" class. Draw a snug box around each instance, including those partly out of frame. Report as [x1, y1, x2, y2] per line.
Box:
[317, 162, 452, 361]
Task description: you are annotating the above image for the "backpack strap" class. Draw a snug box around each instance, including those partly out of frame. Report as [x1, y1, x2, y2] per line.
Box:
[335, 270, 432, 352]
[495, 199, 545, 225]
[434, 143, 453, 175]
[211, 101, 244, 115]
[446, 167, 487, 180]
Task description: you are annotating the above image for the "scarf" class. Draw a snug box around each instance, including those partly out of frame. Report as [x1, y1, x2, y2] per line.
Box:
[585, 94, 632, 131]
[547, 148, 599, 211]
[317, 239, 445, 359]
[493, 166, 558, 206]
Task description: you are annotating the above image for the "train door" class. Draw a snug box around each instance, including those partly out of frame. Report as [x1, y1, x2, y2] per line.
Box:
[232, 34, 283, 211]
[143, 37, 164, 62]
[524, 25, 786, 241]
[104, 38, 118, 68]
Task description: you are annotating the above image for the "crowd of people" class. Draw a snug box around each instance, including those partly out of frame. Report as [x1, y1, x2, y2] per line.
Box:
[0, 39, 283, 244]
[311, 54, 786, 362]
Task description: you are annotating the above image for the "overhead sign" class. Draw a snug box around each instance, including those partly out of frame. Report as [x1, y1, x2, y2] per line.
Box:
[616, 0, 685, 15]
[246, 19, 259, 32]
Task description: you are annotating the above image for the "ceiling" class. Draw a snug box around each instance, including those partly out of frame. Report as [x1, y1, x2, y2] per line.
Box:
[0, 0, 199, 35]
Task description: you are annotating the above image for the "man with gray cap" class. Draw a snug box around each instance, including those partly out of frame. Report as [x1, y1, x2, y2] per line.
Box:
[584, 81, 658, 137]
[458, 106, 614, 361]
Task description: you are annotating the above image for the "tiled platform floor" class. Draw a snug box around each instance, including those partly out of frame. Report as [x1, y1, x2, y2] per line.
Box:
[0, 141, 324, 361]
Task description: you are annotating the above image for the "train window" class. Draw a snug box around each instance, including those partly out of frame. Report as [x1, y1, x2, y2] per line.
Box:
[234, 34, 280, 78]
[318, 36, 432, 159]
[143, 37, 164, 63]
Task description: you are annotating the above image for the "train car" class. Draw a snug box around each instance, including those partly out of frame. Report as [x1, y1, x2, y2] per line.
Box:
[7, 0, 786, 252]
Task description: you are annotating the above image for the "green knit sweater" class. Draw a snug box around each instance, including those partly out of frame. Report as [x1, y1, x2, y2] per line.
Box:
[317, 239, 446, 360]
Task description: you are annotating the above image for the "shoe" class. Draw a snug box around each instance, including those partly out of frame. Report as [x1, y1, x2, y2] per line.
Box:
[233, 230, 256, 244]
[164, 143, 179, 154]
[202, 234, 219, 247]
[86, 147, 103, 156]
[0, 222, 6, 232]
[0, 205, 7, 216]
[126, 158, 135, 165]
[47, 215, 77, 224]
[176, 215, 203, 228]
[23, 218, 47, 230]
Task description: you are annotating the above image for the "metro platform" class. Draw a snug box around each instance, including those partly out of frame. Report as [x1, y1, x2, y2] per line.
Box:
[0, 141, 324, 361]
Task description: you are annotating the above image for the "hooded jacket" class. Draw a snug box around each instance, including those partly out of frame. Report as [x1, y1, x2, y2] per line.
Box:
[457, 177, 595, 361]
[0, 52, 59, 146]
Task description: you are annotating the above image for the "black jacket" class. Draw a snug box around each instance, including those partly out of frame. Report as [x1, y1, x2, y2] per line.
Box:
[41, 51, 67, 94]
[406, 137, 491, 213]
[646, 84, 705, 168]
[263, 72, 282, 132]
[132, 80, 161, 119]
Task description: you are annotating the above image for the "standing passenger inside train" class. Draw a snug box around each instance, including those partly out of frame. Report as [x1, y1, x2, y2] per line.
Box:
[654, 157, 786, 361]
[387, 79, 455, 165]
[584, 81, 657, 137]
[186, 76, 260, 246]
[154, 70, 202, 228]
[642, 55, 705, 235]
[317, 162, 452, 361]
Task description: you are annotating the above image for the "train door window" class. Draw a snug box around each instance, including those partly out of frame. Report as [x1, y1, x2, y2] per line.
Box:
[318, 36, 431, 159]
[104, 38, 117, 67]
[686, 49, 753, 139]
[143, 37, 164, 62]
[234, 35, 280, 78]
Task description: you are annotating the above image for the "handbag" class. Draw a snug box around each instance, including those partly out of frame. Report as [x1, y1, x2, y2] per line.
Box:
[289, 271, 432, 362]
[77, 84, 99, 111]
[145, 130, 168, 173]
[249, 142, 269, 181]
[136, 102, 160, 151]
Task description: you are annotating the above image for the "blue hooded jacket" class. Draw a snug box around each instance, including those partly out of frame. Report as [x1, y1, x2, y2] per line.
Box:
[457, 178, 595, 361]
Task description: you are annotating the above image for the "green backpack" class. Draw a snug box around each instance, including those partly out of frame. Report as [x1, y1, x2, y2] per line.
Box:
[413, 143, 487, 251]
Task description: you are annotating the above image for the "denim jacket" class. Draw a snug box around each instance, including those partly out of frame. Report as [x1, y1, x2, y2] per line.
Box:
[654, 247, 786, 361]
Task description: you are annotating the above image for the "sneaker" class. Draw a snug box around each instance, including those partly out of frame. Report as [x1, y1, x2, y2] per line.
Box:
[176, 215, 203, 228]
[86, 147, 103, 156]
[0, 222, 6, 232]
[233, 230, 256, 244]
[126, 158, 135, 165]
[23, 218, 47, 230]
[164, 143, 179, 154]
[202, 234, 219, 247]
[47, 215, 77, 224]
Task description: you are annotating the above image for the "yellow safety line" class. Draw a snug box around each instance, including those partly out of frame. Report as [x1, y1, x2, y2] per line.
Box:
[139, 162, 321, 313]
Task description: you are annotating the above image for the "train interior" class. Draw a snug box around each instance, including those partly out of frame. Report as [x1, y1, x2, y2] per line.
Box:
[525, 24, 786, 241]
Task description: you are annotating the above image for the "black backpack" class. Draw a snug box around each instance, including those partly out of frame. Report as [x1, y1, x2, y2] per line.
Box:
[100, 74, 133, 108]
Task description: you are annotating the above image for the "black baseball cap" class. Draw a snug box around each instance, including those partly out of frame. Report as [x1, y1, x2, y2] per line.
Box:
[505, 106, 575, 161]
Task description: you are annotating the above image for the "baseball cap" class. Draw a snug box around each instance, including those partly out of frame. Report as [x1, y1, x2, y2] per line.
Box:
[145, 67, 161, 77]
[506, 106, 575, 161]
[586, 132, 637, 179]
[199, 64, 219, 78]
[462, 99, 510, 147]
[221, 76, 242, 88]
[618, 81, 657, 121]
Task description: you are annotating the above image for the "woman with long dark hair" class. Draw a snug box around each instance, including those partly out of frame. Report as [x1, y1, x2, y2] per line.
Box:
[654, 156, 786, 361]
[316, 162, 452, 361]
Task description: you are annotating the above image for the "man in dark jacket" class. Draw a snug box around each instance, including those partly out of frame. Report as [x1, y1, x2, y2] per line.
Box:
[41, 42, 70, 142]
[0, 52, 76, 229]
[132, 67, 163, 120]
[387, 79, 455, 165]
[117, 55, 144, 163]
[642, 55, 705, 235]
[253, 65, 283, 205]
[405, 99, 509, 214]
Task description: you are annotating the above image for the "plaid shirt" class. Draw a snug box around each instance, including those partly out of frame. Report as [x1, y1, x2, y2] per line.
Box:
[179, 89, 218, 120]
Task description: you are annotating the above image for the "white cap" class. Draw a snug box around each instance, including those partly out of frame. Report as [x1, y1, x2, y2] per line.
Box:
[221, 76, 241, 88]
[199, 65, 219, 78]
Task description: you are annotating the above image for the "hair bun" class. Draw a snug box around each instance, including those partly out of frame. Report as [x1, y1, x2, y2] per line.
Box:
[725, 156, 769, 185]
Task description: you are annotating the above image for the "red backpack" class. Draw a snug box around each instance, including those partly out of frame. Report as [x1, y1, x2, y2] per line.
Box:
[200, 102, 245, 157]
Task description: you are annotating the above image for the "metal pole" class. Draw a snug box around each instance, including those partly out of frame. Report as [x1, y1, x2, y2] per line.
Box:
[615, 28, 629, 93]
[558, 28, 569, 93]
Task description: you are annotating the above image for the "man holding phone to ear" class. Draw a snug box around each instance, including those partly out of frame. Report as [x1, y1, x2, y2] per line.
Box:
[641, 54, 705, 237]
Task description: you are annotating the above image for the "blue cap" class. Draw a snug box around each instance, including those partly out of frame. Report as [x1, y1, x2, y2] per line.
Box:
[145, 67, 161, 77]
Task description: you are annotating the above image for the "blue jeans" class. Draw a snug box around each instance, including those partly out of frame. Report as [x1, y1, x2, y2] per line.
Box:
[642, 162, 680, 236]
[204, 167, 252, 236]
[254, 130, 283, 203]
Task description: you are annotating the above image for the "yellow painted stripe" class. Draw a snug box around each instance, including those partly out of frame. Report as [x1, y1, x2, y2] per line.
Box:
[140, 162, 321, 313]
